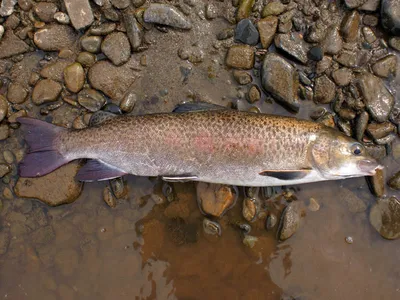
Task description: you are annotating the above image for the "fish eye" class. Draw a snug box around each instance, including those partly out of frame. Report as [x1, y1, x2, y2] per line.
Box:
[350, 143, 363, 155]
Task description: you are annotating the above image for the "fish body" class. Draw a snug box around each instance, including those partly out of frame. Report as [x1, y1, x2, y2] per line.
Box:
[17, 105, 381, 187]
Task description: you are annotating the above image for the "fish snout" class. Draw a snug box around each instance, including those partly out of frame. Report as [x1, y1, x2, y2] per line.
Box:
[357, 159, 383, 176]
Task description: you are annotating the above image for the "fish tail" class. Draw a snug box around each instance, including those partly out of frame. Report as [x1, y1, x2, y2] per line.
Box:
[17, 117, 70, 177]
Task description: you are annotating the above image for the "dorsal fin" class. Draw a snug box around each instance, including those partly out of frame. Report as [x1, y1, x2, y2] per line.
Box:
[172, 101, 228, 113]
[89, 111, 118, 127]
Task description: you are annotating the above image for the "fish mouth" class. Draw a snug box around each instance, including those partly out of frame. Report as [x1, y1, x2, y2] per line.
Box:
[357, 159, 384, 176]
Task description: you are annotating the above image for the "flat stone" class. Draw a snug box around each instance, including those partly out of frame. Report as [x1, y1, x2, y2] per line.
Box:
[64, 0, 94, 30]
[7, 82, 27, 104]
[34, 2, 58, 23]
[90, 23, 116, 36]
[371, 55, 397, 78]
[0, 31, 29, 59]
[123, 10, 143, 51]
[341, 10, 360, 42]
[274, 32, 309, 64]
[262, 1, 285, 17]
[356, 72, 394, 122]
[64, 63, 85, 93]
[320, 26, 343, 55]
[369, 196, 400, 239]
[257, 16, 278, 49]
[78, 88, 106, 112]
[359, 0, 380, 11]
[314, 75, 336, 104]
[261, 53, 299, 112]
[81, 36, 102, 53]
[0, 0, 17, 17]
[101, 32, 131, 66]
[381, 0, 400, 36]
[225, 45, 254, 69]
[344, 0, 367, 8]
[34, 24, 77, 51]
[235, 19, 259, 46]
[143, 3, 192, 29]
[32, 79, 62, 105]
[14, 162, 83, 206]
[331, 68, 353, 86]
[88, 60, 137, 101]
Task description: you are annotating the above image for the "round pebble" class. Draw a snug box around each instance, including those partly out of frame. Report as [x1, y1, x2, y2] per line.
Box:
[77, 52, 96, 67]
[81, 36, 102, 53]
[308, 46, 323, 61]
[345, 236, 353, 244]
[64, 63, 85, 93]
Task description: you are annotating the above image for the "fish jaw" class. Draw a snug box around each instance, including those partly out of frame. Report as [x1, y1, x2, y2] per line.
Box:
[357, 160, 384, 176]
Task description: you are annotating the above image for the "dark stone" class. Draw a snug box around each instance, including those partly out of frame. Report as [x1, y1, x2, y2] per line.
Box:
[308, 46, 323, 61]
[234, 19, 259, 46]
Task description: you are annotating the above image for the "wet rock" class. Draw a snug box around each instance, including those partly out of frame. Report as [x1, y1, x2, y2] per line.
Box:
[261, 53, 299, 112]
[120, 91, 137, 113]
[278, 9, 294, 33]
[77, 52, 96, 67]
[110, 0, 130, 9]
[123, 10, 143, 51]
[54, 12, 70, 25]
[265, 213, 277, 230]
[101, 32, 131, 66]
[335, 50, 358, 68]
[331, 68, 352, 86]
[90, 22, 116, 36]
[366, 168, 385, 197]
[64, 0, 94, 30]
[360, 0, 380, 11]
[278, 201, 303, 241]
[389, 36, 400, 51]
[64, 63, 84, 93]
[356, 72, 394, 122]
[34, 25, 77, 51]
[242, 197, 257, 222]
[257, 16, 278, 49]
[341, 11, 360, 42]
[235, 19, 259, 46]
[274, 32, 309, 64]
[14, 162, 83, 206]
[81, 36, 102, 53]
[242, 235, 258, 248]
[233, 70, 252, 85]
[196, 183, 237, 217]
[308, 46, 323, 61]
[32, 79, 62, 105]
[369, 196, 400, 239]
[103, 186, 116, 208]
[34, 2, 58, 23]
[367, 122, 396, 139]
[0, 164, 10, 177]
[225, 45, 254, 69]
[362, 27, 376, 43]
[40, 60, 71, 82]
[339, 108, 356, 121]
[0, 31, 29, 59]
[8, 109, 27, 123]
[237, 0, 254, 21]
[345, 0, 367, 8]
[0, 0, 17, 16]
[110, 177, 127, 199]
[320, 26, 343, 55]
[363, 15, 379, 27]
[78, 88, 106, 112]
[316, 56, 332, 74]
[388, 170, 400, 190]
[381, 0, 400, 36]
[314, 75, 336, 104]
[310, 107, 327, 120]
[203, 218, 221, 236]
[247, 85, 261, 103]
[143, 3, 191, 30]
[339, 188, 367, 213]
[262, 1, 285, 17]
[0, 232, 10, 255]
[54, 249, 79, 276]
[355, 111, 369, 141]
[371, 55, 397, 78]
[217, 28, 234, 40]
[88, 60, 137, 101]
[6, 83, 26, 104]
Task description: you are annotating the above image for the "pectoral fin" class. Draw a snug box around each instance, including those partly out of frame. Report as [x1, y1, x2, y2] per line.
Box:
[76, 160, 127, 182]
[259, 169, 312, 180]
[162, 175, 198, 182]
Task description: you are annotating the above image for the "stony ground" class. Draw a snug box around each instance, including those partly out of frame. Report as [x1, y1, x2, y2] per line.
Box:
[0, 0, 400, 299]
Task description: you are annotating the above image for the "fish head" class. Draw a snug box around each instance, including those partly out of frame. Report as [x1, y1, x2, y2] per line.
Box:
[311, 129, 383, 179]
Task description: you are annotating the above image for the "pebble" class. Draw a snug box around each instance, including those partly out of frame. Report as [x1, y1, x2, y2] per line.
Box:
[120, 91, 137, 113]
[375, 133, 396, 145]
[196, 183, 237, 217]
[367, 122, 396, 139]
[320, 26, 343, 55]
[54, 12, 70, 25]
[64, 0, 94, 30]
[261, 52, 299, 112]
[34, 2, 58, 23]
[143, 3, 192, 30]
[225, 45, 254, 69]
[345, 236, 354, 244]
[205, 3, 218, 19]
[366, 168, 385, 197]
[308, 198, 320, 212]
[103, 186, 117, 208]
[101, 32, 131, 66]
[0, 25, 4, 40]
[217, 28, 234, 40]
[34, 25, 77, 51]
[278, 201, 302, 241]
[362, 27, 376, 43]
[262, 1, 285, 17]
[340, 10, 360, 43]
[3, 187, 12, 199]
[310, 107, 327, 120]
[335, 50, 358, 68]
[247, 85, 261, 103]
[236, 0, 254, 21]
[331, 68, 353, 86]
[233, 70, 252, 85]
[369, 196, 400, 239]
[355, 111, 369, 141]
[78, 89, 106, 112]
[360, 0, 380, 11]
[235, 19, 259, 46]
[8, 109, 26, 123]
[0, 0, 17, 17]
[32, 79, 62, 105]
[388, 170, 400, 190]
[389, 36, 400, 51]
[88, 61, 137, 101]
[338, 119, 352, 136]
[242, 198, 257, 222]
[17, 0, 32, 11]
[77, 51, 96, 67]
[316, 56, 332, 74]
[356, 72, 394, 122]
[81, 36, 102, 53]
[0, 31, 29, 59]
[110, 0, 130, 9]
[314, 75, 336, 104]
[0, 164, 10, 177]
[363, 14, 379, 27]
[64, 63, 85, 93]
[381, 0, 400, 36]
[110, 177, 127, 199]
[123, 10, 143, 51]
[265, 213, 277, 230]
[345, 0, 367, 8]
[274, 32, 309, 64]
[0, 95, 7, 122]
[308, 46, 323, 61]
[257, 16, 278, 49]
[339, 108, 356, 121]
[90, 23, 117, 36]
[203, 218, 221, 236]
[371, 55, 397, 78]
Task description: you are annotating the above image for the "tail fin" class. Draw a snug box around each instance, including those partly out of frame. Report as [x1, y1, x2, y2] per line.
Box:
[17, 117, 70, 177]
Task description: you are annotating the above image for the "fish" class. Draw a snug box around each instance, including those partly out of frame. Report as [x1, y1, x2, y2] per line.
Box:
[16, 102, 382, 187]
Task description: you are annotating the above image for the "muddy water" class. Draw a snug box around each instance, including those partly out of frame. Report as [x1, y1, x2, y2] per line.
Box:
[1, 4, 400, 300]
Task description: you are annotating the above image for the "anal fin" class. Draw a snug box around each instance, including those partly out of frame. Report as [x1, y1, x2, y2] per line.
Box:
[259, 169, 311, 180]
[76, 159, 127, 182]
[162, 174, 198, 182]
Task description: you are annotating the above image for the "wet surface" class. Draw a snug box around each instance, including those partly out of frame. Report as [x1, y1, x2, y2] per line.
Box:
[1, 0, 400, 299]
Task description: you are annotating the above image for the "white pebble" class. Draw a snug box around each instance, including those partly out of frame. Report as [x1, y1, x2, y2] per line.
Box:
[345, 236, 354, 244]
[54, 12, 70, 24]
[0, 25, 4, 41]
